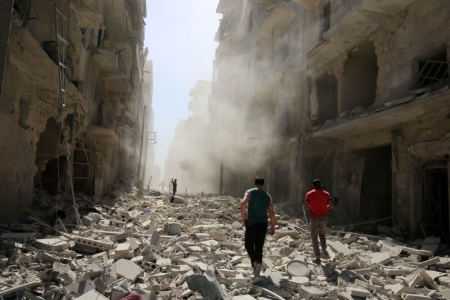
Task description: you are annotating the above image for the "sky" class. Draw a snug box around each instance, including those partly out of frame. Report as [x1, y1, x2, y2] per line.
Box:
[145, 0, 220, 174]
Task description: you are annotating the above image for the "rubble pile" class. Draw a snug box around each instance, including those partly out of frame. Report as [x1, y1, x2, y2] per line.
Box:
[0, 193, 450, 299]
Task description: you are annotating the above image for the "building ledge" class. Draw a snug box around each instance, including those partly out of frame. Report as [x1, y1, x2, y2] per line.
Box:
[309, 88, 450, 139]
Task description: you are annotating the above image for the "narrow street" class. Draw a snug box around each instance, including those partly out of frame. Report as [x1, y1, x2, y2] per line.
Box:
[0, 0, 449, 299]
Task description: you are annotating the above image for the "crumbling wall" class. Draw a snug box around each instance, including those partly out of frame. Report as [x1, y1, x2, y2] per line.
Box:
[0, 0, 148, 222]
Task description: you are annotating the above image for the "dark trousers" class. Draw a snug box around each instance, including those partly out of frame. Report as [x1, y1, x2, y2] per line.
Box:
[245, 222, 267, 265]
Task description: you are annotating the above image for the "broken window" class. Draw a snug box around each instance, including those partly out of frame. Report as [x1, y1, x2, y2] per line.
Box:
[341, 41, 378, 112]
[414, 47, 448, 91]
[13, 0, 30, 20]
[313, 74, 337, 126]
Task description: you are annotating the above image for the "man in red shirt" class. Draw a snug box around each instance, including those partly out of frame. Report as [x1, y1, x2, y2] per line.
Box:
[304, 179, 333, 264]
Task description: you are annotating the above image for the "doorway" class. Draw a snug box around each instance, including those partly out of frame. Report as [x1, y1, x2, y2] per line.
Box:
[358, 146, 392, 218]
[423, 163, 449, 239]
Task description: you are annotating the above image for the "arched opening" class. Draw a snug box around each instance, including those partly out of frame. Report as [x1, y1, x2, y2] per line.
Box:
[341, 41, 378, 112]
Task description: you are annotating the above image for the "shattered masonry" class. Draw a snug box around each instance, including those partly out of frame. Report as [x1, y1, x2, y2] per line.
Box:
[1, 194, 450, 299]
[0, 0, 154, 222]
[167, 0, 450, 238]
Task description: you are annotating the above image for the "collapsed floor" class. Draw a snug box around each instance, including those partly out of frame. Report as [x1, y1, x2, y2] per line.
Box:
[0, 193, 450, 300]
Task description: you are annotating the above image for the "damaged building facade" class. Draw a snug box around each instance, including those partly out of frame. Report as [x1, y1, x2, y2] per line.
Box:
[200, 0, 450, 237]
[0, 0, 152, 222]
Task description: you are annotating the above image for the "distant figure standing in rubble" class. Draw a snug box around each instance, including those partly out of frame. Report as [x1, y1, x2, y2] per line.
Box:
[241, 177, 276, 277]
[304, 179, 333, 264]
[171, 178, 177, 196]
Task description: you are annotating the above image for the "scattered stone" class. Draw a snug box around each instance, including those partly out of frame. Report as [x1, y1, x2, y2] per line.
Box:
[113, 259, 142, 281]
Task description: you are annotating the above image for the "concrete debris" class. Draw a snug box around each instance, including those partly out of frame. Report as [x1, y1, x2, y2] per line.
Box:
[1, 193, 450, 299]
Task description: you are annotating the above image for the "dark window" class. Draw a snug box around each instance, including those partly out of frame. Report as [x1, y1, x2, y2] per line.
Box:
[341, 41, 378, 112]
[415, 48, 448, 90]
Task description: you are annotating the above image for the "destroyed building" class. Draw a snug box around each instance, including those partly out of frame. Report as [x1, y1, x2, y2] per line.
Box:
[0, 0, 152, 222]
[168, 0, 450, 238]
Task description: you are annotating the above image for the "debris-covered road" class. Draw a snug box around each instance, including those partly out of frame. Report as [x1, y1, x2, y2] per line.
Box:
[1, 192, 449, 299]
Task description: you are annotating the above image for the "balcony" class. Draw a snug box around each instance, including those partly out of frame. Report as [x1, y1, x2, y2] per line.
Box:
[309, 88, 450, 140]
[307, 0, 416, 67]
[93, 48, 119, 73]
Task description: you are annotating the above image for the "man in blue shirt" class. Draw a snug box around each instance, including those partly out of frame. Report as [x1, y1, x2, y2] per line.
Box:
[241, 177, 276, 277]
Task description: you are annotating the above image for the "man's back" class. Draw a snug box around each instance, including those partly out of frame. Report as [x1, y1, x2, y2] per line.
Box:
[247, 188, 271, 225]
[306, 188, 330, 218]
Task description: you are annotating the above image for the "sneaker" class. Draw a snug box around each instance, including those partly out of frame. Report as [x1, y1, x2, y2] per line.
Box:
[321, 251, 330, 259]
[314, 258, 321, 264]
[253, 263, 262, 277]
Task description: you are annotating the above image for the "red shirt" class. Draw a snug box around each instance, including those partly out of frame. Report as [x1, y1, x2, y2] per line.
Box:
[306, 188, 330, 218]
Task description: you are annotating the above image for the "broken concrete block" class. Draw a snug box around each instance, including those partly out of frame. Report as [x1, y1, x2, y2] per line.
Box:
[164, 223, 181, 235]
[35, 237, 69, 251]
[53, 262, 76, 285]
[64, 281, 95, 297]
[232, 296, 256, 300]
[112, 232, 130, 243]
[384, 283, 404, 296]
[279, 245, 293, 256]
[300, 286, 327, 299]
[340, 259, 361, 270]
[408, 274, 424, 288]
[73, 235, 114, 251]
[348, 287, 370, 298]
[417, 257, 440, 268]
[209, 230, 227, 241]
[328, 240, 353, 256]
[384, 267, 415, 276]
[74, 289, 109, 300]
[113, 259, 142, 281]
[420, 270, 438, 290]
[150, 230, 160, 246]
[83, 263, 103, 279]
[115, 243, 134, 259]
[231, 221, 241, 230]
[156, 257, 171, 266]
[269, 271, 283, 287]
[371, 252, 392, 264]
[230, 256, 244, 265]
[438, 275, 450, 287]
[403, 247, 433, 257]
[403, 294, 431, 300]
[275, 230, 298, 239]
[186, 269, 227, 300]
